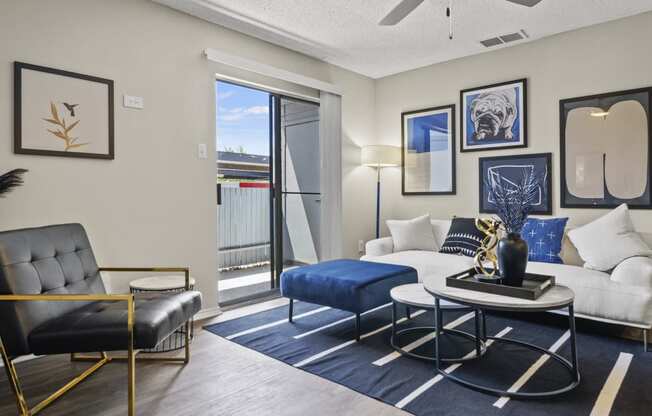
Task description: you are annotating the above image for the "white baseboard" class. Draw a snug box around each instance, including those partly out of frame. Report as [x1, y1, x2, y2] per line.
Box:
[195, 306, 222, 321]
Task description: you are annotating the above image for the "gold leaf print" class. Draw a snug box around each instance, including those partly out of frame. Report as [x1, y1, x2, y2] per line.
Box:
[42, 101, 89, 151]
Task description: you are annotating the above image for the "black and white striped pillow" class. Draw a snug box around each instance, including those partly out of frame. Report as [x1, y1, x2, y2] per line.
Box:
[439, 217, 484, 257]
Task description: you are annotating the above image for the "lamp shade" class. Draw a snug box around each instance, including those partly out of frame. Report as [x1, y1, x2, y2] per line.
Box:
[361, 145, 401, 167]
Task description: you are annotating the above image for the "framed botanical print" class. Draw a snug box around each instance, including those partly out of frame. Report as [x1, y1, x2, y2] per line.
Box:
[560, 87, 652, 209]
[14, 61, 114, 159]
[402, 104, 455, 195]
[479, 153, 552, 214]
[460, 78, 527, 152]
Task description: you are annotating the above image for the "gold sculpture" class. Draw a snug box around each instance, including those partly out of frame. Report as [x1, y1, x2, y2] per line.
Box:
[474, 218, 501, 276]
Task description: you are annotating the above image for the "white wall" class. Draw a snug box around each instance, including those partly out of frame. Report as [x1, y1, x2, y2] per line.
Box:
[0, 0, 377, 312]
[374, 11, 652, 234]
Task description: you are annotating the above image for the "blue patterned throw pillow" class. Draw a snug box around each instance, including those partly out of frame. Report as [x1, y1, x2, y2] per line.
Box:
[521, 217, 569, 264]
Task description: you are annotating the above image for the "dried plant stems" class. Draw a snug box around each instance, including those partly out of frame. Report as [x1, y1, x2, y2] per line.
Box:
[486, 169, 542, 234]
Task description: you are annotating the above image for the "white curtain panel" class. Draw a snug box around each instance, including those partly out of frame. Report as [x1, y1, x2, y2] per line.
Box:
[319, 91, 343, 260]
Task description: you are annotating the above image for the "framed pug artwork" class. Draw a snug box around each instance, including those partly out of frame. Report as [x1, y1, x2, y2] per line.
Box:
[14, 62, 114, 159]
[460, 78, 527, 152]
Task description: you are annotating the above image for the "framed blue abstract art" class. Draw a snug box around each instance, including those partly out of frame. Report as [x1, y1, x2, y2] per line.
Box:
[460, 79, 527, 152]
[479, 152, 552, 214]
[401, 104, 455, 195]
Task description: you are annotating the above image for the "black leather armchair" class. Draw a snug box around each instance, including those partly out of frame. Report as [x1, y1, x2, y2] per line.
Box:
[0, 224, 202, 416]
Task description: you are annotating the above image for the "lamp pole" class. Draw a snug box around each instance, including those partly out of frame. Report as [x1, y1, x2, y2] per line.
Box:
[361, 145, 400, 241]
[376, 164, 381, 239]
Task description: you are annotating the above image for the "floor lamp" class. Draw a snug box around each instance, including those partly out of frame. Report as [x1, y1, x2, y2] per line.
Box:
[361, 145, 401, 239]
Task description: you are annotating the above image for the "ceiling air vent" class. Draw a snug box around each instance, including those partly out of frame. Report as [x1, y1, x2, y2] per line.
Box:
[480, 29, 529, 48]
[480, 37, 503, 48]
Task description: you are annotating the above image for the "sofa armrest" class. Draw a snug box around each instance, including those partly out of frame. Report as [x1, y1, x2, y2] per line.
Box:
[365, 237, 394, 257]
[611, 257, 652, 288]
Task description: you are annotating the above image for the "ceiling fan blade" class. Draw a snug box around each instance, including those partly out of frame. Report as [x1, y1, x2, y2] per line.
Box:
[505, 0, 544, 6]
[379, 0, 426, 26]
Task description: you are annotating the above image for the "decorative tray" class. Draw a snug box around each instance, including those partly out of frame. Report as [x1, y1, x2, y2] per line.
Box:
[445, 268, 555, 301]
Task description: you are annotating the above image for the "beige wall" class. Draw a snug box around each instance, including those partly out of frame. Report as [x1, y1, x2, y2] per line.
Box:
[374, 11, 652, 234]
[0, 0, 377, 312]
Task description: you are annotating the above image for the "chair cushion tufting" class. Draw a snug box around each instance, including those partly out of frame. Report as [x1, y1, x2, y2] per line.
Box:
[28, 291, 202, 354]
[0, 224, 105, 357]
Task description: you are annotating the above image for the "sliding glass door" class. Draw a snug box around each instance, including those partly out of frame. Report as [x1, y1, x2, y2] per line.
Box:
[272, 96, 321, 283]
[217, 81, 320, 305]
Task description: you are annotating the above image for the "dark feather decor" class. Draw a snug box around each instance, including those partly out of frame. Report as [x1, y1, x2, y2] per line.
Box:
[485, 169, 541, 234]
[0, 169, 28, 197]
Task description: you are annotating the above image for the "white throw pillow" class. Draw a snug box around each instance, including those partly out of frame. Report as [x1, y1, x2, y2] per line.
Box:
[387, 215, 437, 252]
[567, 204, 652, 271]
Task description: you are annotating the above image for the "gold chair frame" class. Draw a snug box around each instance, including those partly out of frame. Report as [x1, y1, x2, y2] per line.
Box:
[0, 267, 191, 416]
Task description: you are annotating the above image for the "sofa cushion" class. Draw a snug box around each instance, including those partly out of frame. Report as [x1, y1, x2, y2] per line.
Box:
[387, 215, 437, 252]
[568, 204, 652, 271]
[521, 217, 568, 264]
[28, 291, 202, 355]
[439, 217, 484, 257]
[611, 256, 652, 288]
[362, 251, 474, 283]
[526, 261, 652, 326]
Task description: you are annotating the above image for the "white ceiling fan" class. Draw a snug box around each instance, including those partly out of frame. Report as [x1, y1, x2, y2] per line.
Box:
[379, 0, 544, 39]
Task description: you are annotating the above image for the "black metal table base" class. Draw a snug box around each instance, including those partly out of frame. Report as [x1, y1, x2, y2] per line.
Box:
[390, 326, 487, 362]
[433, 296, 580, 399]
[390, 301, 487, 363]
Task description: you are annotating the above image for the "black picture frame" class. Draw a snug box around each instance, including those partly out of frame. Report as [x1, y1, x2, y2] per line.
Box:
[14, 61, 115, 160]
[460, 78, 527, 153]
[401, 104, 456, 195]
[560, 87, 652, 209]
[479, 152, 553, 215]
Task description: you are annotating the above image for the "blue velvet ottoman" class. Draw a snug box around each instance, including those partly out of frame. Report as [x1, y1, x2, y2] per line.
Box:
[280, 259, 418, 340]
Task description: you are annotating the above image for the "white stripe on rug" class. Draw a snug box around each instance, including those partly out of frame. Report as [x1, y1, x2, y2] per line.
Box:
[589, 352, 633, 416]
[294, 303, 392, 340]
[225, 306, 330, 340]
[395, 326, 513, 410]
[293, 310, 426, 368]
[373, 312, 475, 367]
[493, 330, 571, 408]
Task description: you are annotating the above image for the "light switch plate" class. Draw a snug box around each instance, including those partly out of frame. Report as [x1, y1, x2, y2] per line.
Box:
[123, 95, 144, 109]
[198, 143, 208, 159]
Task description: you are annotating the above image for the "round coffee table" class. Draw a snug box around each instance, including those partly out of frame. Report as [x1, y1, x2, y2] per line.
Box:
[130, 275, 196, 353]
[390, 283, 486, 362]
[425, 282, 580, 398]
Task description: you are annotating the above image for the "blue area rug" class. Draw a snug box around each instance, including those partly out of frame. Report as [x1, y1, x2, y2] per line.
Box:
[205, 301, 652, 415]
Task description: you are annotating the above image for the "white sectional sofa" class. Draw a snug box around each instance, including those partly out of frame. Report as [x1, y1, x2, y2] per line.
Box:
[362, 219, 652, 347]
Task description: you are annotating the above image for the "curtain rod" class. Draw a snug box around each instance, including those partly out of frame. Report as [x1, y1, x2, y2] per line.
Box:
[215, 73, 320, 104]
[204, 48, 343, 96]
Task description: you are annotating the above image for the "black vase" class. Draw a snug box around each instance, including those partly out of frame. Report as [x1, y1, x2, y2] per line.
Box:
[497, 233, 528, 287]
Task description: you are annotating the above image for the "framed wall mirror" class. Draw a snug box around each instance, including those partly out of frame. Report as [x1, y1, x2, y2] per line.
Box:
[560, 87, 652, 209]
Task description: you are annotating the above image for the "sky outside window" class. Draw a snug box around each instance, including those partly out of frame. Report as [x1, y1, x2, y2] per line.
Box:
[216, 81, 270, 156]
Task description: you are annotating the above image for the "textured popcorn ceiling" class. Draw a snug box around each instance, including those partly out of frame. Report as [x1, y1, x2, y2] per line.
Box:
[156, 0, 652, 78]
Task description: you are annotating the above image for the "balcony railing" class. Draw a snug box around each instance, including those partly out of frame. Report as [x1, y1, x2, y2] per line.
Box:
[218, 185, 270, 269]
